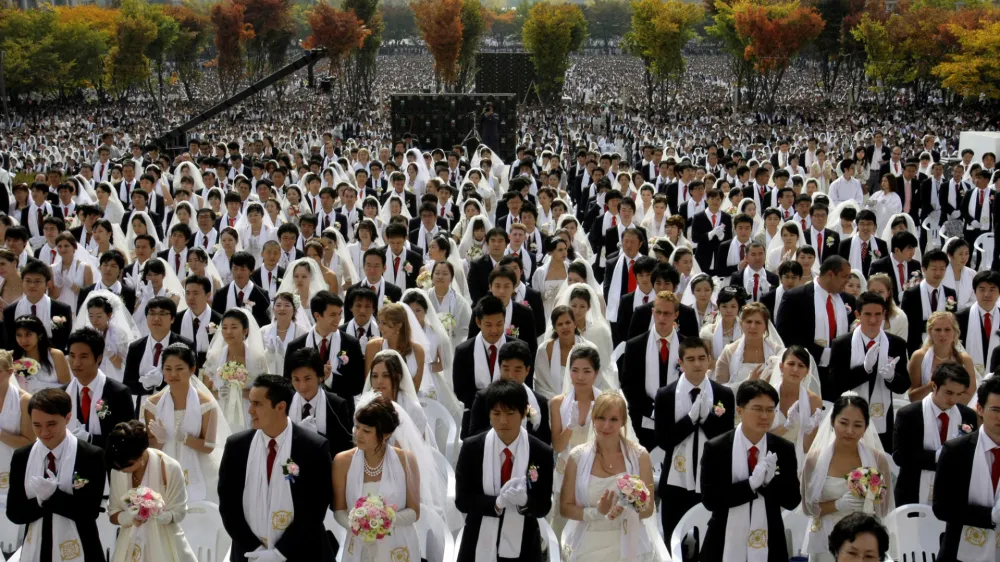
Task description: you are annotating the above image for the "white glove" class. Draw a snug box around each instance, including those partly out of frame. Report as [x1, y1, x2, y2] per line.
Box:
[156, 511, 173, 525]
[118, 510, 141, 528]
[245, 549, 284, 562]
[878, 357, 900, 381]
[699, 390, 713, 422]
[688, 394, 705, 423]
[835, 492, 866, 513]
[804, 406, 826, 434]
[70, 425, 90, 442]
[298, 416, 319, 434]
[500, 477, 528, 508]
[863, 343, 880, 372]
[713, 225, 726, 240]
[748, 461, 768, 490]
[33, 470, 59, 502]
[139, 368, 163, 390]
[783, 401, 799, 430]
[762, 452, 779, 485]
[970, 220, 982, 229]
[148, 418, 169, 443]
[950, 210, 961, 220]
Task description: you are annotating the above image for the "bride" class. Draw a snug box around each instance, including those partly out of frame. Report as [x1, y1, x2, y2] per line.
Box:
[276, 258, 328, 327]
[132, 258, 185, 338]
[142, 343, 230, 503]
[203, 307, 267, 431]
[555, 283, 617, 389]
[767, 345, 825, 472]
[560, 391, 667, 561]
[801, 393, 894, 562]
[74, 291, 139, 382]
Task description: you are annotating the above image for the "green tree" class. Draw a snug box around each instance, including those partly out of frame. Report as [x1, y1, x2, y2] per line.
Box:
[584, 0, 631, 53]
[382, 3, 416, 48]
[933, 18, 1000, 99]
[623, 0, 703, 109]
[455, 0, 488, 91]
[707, 0, 755, 105]
[343, 0, 383, 110]
[51, 12, 112, 95]
[107, 0, 159, 100]
[145, 7, 179, 111]
[522, 1, 587, 103]
[163, 5, 212, 102]
[0, 8, 64, 98]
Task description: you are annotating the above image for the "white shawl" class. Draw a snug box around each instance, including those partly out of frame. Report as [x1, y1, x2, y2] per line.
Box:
[21, 433, 81, 562]
[155, 385, 207, 501]
[289, 390, 328, 436]
[242, 425, 295, 551]
[478, 428, 529, 561]
[473, 333, 506, 391]
[964, 306, 1000, 380]
[919, 394, 960, 504]
[968, 188, 992, 227]
[667, 379, 714, 492]
[645, 330, 679, 400]
[723, 426, 769, 562]
[957, 427, 1000, 562]
[67, 372, 107, 436]
[849, 329, 892, 434]
[848, 235, 880, 272]
[0, 383, 21, 491]
[606, 253, 631, 322]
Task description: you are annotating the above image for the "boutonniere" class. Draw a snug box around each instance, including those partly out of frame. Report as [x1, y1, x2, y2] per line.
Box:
[403, 261, 413, 274]
[526, 464, 539, 488]
[52, 316, 67, 328]
[845, 304, 853, 316]
[334, 221, 342, 230]
[825, 235, 835, 247]
[282, 459, 299, 483]
[383, 295, 392, 306]
[207, 322, 218, 336]
[959, 423, 974, 436]
[527, 405, 538, 420]
[521, 300, 530, 307]
[506, 325, 520, 339]
[72, 472, 89, 490]
[713, 401, 726, 417]
[873, 246, 881, 257]
[338, 350, 349, 365]
[95, 399, 110, 419]
[529, 241, 537, 252]
[946, 295, 957, 312]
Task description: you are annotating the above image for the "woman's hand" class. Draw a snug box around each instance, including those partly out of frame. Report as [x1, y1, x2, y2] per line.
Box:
[607, 504, 624, 521]
[597, 489, 615, 515]
[749, 364, 765, 381]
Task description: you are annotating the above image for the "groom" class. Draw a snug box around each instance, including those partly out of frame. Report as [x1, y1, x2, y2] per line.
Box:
[219, 375, 336, 562]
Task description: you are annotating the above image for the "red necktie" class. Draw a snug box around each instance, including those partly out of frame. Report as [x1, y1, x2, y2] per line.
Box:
[826, 295, 837, 343]
[153, 343, 163, 367]
[512, 252, 519, 259]
[440, 206, 445, 217]
[81, 388, 91, 424]
[322, 214, 328, 230]
[748, 445, 759, 472]
[801, 219, 806, 233]
[866, 339, 875, 351]
[63, 206, 68, 217]
[268, 271, 272, 287]
[753, 273, 759, 300]
[992, 449, 1000, 493]
[174, 253, 180, 274]
[739, 244, 746, 262]
[979, 189, 985, 211]
[47, 452, 56, 475]
[488, 344, 497, 377]
[500, 448, 513, 486]
[938, 412, 949, 445]
[643, 295, 649, 304]
[986, 312, 993, 342]
[627, 259, 636, 292]
[228, 217, 235, 227]
[50, 249, 55, 263]
[31, 304, 36, 317]
[816, 232, 823, 260]
[861, 240, 868, 262]
[682, 185, 687, 199]
[319, 336, 329, 362]
[931, 288, 939, 311]
[611, 215, 617, 227]
[711, 214, 717, 227]
[897, 263, 905, 291]
[203, 235, 209, 247]
[393, 256, 400, 277]
[100, 163, 105, 180]
[266, 439, 277, 483]
[659, 337, 668, 363]
[192, 318, 200, 353]
[37, 208, 44, 231]
[237, 291, 244, 307]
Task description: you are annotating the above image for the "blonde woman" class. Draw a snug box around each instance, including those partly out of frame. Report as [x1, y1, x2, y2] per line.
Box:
[907, 311, 975, 403]
[867, 274, 909, 340]
[714, 302, 784, 389]
[0, 349, 34, 487]
[364, 303, 427, 392]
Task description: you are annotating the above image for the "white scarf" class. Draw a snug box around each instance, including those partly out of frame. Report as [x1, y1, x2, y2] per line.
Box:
[289, 390, 328, 436]
[473, 333, 506, 390]
[478, 428, 529, 561]
[726, 239, 752, 267]
[713, 319, 742, 361]
[741, 267, 771, 301]
[667, 379, 714, 492]
[242, 424, 295, 551]
[67, 372, 107, 436]
[342, 446, 413, 561]
[305, 329, 344, 377]
[848, 235, 879, 271]
[155, 384, 207, 502]
[16, 296, 53, 338]
[416, 224, 439, 255]
[957, 427, 1000, 562]
[568, 440, 651, 560]
[723, 425, 769, 562]
[849, 329, 892, 434]
[969, 188, 992, 228]
[804, 440, 877, 554]
[964, 306, 1000, 377]
[0, 383, 22, 489]
[606, 253, 635, 322]
[21, 433, 81, 562]
[225, 282, 254, 310]
[558, 385, 600, 440]
[548, 336, 584, 394]
[947, 179, 963, 209]
[645, 329, 679, 400]
[919, 394, 960, 504]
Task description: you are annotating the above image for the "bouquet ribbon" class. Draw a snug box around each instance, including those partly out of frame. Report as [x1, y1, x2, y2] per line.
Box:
[223, 380, 245, 429]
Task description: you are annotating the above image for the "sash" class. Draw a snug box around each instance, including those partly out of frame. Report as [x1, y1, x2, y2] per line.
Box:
[645, 330, 679, 399]
[242, 426, 295, 551]
[21, 433, 82, 562]
[343, 446, 413, 562]
[667, 381, 714, 492]
[305, 329, 344, 377]
[66, 372, 107, 436]
[919, 394, 960, 504]
[542, 336, 584, 399]
[713, 319, 742, 362]
[558, 385, 599, 439]
[965, 306, 1000, 381]
[606, 254, 629, 322]
[473, 333, 506, 391]
[804, 441, 877, 554]
[726, 337, 774, 388]
[957, 427, 1000, 562]
[849, 329, 892, 434]
[848, 235, 876, 274]
[0, 383, 21, 490]
[968, 189, 991, 228]
[478, 428, 528, 561]
[722, 426, 769, 562]
[290, 390, 328, 436]
[155, 385, 207, 501]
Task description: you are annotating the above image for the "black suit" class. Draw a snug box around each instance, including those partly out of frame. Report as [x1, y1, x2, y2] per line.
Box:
[211, 282, 271, 328]
[468, 386, 551, 444]
[289, 389, 355, 457]
[961, 188, 994, 267]
[467, 255, 498, 306]
[455, 432, 553, 562]
[727, 269, 779, 302]
[619, 330, 685, 450]
[519, 286, 545, 337]
[837, 237, 888, 279]
[714, 239, 754, 279]
[251, 266, 285, 298]
[342, 281, 402, 323]
[759, 288, 780, 321]
[893, 401, 977, 506]
[7, 439, 107, 562]
[77, 282, 138, 316]
[616, 291, 653, 345]
[691, 211, 733, 275]
[828, 331, 911, 450]
[933, 432, 998, 561]
[122, 333, 196, 406]
[700, 431, 802, 562]
[627, 301, 699, 340]
[219, 425, 335, 562]
[3, 300, 73, 352]
[171, 310, 221, 369]
[283, 331, 366, 400]
[467, 301, 538, 358]
[899, 284, 959, 354]
[602, 253, 644, 338]
[66, 376, 136, 449]
[804, 228, 841, 264]
[654, 380, 735, 538]
[868, 256, 921, 303]
[384, 247, 423, 290]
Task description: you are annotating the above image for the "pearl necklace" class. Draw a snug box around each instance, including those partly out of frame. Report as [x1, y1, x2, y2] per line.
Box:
[363, 454, 384, 477]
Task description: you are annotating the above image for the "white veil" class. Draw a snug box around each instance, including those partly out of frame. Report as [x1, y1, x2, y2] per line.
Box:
[203, 306, 268, 430]
[276, 258, 329, 326]
[172, 161, 207, 199]
[767, 221, 807, 271]
[828, 200, 860, 236]
[879, 212, 922, 261]
[737, 198, 764, 235]
[98, 182, 127, 224]
[470, 144, 506, 182]
[93, 221, 130, 260]
[73, 289, 140, 380]
[167, 201, 197, 234]
[125, 210, 164, 253]
[553, 282, 617, 389]
[326, 227, 360, 289]
[378, 192, 412, 224]
[558, 214, 594, 260]
[400, 289, 464, 422]
[438, 237, 470, 301]
[405, 148, 430, 190]
[131, 257, 188, 336]
[458, 215, 491, 261]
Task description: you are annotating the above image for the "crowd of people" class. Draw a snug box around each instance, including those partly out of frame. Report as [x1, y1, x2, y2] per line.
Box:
[0, 50, 997, 562]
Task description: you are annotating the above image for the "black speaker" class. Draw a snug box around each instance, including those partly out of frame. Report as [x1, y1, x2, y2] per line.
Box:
[475, 52, 537, 102]
[390, 93, 518, 162]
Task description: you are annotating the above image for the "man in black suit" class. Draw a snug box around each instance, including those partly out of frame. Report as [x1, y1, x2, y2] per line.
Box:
[759, 260, 803, 322]
[603, 227, 648, 340]
[933, 375, 1000, 562]
[619, 291, 686, 450]
[157, 223, 193, 276]
[868, 231, 921, 304]
[69, 204, 102, 247]
[776, 255, 857, 401]
[957, 271, 1000, 377]
[899, 249, 959, 354]
[893, 363, 977, 507]
[211, 251, 271, 328]
[655, 337, 736, 539]
[455, 296, 511, 436]
[468, 227, 510, 306]
[468, 340, 551, 444]
[691, 185, 732, 275]
[498, 256, 545, 338]
[614, 256, 658, 345]
[700, 380, 801, 562]
[919, 161, 947, 248]
[219, 375, 336, 562]
[407, 202, 447, 257]
[123, 297, 195, 408]
[805, 203, 841, 264]
[342, 248, 402, 323]
[3, 259, 73, 352]
[865, 134, 892, 191]
[727, 242, 778, 303]
[455, 380, 553, 562]
[380, 172, 418, 218]
[284, 291, 365, 401]
[251, 241, 284, 301]
[962, 170, 995, 268]
[63, 328, 136, 449]
[829, 292, 911, 450]
[382, 223, 423, 291]
[665, 163, 695, 215]
[7, 389, 107, 562]
[77, 249, 137, 315]
[838, 210, 888, 279]
[467, 267, 538, 358]
[715, 213, 756, 279]
[626, 264, 700, 340]
[284, 347, 355, 457]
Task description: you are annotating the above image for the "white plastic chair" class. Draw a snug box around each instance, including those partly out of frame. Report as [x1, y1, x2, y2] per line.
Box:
[0, 498, 21, 557]
[783, 509, 810, 557]
[454, 527, 464, 561]
[415, 505, 455, 562]
[181, 500, 230, 562]
[97, 505, 118, 561]
[537, 517, 560, 562]
[5, 547, 16, 561]
[885, 504, 945, 562]
[974, 232, 994, 271]
[669, 502, 711, 560]
[322, 509, 348, 562]
[429, 448, 464, 532]
[893, 397, 911, 414]
[921, 214, 942, 252]
[422, 398, 460, 464]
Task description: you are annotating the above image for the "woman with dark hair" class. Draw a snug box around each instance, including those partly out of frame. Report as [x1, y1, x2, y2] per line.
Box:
[535, 305, 583, 400]
[332, 394, 422, 562]
[49, 232, 94, 313]
[0, 249, 23, 306]
[768, 345, 825, 471]
[261, 292, 311, 375]
[211, 227, 240, 286]
[185, 247, 223, 300]
[828, 513, 889, 562]
[107, 419, 198, 562]
[348, 218, 381, 275]
[204, 308, 267, 431]
[133, 257, 184, 337]
[801, 394, 894, 562]
[402, 289, 462, 418]
[425, 259, 472, 349]
[701, 285, 747, 362]
[942, 237, 976, 309]
[13, 315, 70, 391]
[532, 236, 570, 321]
[73, 293, 139, 381]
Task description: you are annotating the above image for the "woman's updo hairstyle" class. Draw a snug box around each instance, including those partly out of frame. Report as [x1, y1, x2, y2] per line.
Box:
[354, 394, 400, 448]
[105, 420, 150, 471]
[831, 393, 870, 428]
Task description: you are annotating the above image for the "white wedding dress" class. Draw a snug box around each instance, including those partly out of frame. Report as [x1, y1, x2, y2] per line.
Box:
[809, 477, 850, 562]
[570, 472, 654, 562]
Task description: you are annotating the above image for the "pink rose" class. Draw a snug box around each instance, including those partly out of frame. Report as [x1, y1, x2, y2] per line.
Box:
[849, 469, 863, 480]
[138, 507, 150, 520]
[869, 474, 882, 488]
[355, 498, 366, 509]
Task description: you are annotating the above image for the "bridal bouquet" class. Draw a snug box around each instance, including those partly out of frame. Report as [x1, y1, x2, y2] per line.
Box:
[416, 270, 433, 289]
[615, 474, 651, 513]
[846, 466, 886, 513]
[123, 486, 165, 523]
[218, 361, 249, 388]
[12, 357, 40, 386]
[349, 494, 397, 543]
[439, 312, 457, 334]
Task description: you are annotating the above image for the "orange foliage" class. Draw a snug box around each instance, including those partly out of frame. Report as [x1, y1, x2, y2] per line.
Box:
[210, 0, 255, 84]
[482, 6, 515, 33]
[732, 1, 824, 73]
[53, 5, 117, 34]
[304, 2, 371, 64]
[411, 0, 463, 84]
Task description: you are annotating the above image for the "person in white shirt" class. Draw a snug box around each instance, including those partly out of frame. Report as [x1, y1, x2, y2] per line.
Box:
[828, 159, 864, 206]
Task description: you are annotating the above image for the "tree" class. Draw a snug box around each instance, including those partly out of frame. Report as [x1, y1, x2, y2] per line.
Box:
[145, 6, 179, 111]
[162, 5, 211, 102]
[106, 0, 159, 100]
[522, 1, 587, 103]
[623, 0, 703, 109]
[211, 0, 255, 96]
[411, 0, 463, 89]
[933, 17, 1000, 99]
[484, 7, 516, 47]
[52, 7, 115, 95]
[382, 3, 416, 48]
[304, 1, 370, 99]
[455, 0, 488, 91]
[234, 0, 296, 86]
[584, 0, 631, 52]
[343, 0, 383, 111]
[807, 0, 868, 94]
[707, 0, 755, 105]
[0, 8, 64, 98]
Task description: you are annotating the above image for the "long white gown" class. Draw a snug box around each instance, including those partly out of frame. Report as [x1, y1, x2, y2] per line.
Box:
[140, 392, 221, 503]
[570, 472, 654, 562]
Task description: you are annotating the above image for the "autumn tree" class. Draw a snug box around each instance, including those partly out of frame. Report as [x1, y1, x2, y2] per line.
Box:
[305, 2, 370, 99]
[162, 5, 211, 102]
[623, 0, 703, 109]
[455, 0, 491, 91]
[411, 0, 463, 89]
[234, 0, 295, 85]
[522, 1, 587, 103]
[343, 0, 383, 110]
[107, 0, 159, 100]
[584, 0, 632, 53]
[0, 8, 64, 98]
[382, 3, 416, 48]
[211, 0, 255, 96]
[145, 6, 179, 111]
[52, 6, 116, 95]
[485, 7, 517, 47]
[933, 13, 1000, 99]
[807, 0, 868, 94]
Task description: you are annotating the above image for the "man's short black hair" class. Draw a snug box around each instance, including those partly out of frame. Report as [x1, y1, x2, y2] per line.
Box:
[27, 388, 73, 417]
[890, 231, 918, 252]
[827, 513, 890, 561]
[778, 260, 804, 277]
[251, 374, 295, 412]
[99, 249, 126, 270]
[972, 270, 1000, 291]
[284, 347, 325, 381]
[931, 362, 971, 390]
[498, 340, 532, 370]
[736, 379, 778, 408]
[145, 296, 178, 317]
[856, 291, 887, 314]
[67, 327, 105, 359]
[475, 294, 506, 320]
[311, 290, 343, 318]
[484, 379, 528, 417]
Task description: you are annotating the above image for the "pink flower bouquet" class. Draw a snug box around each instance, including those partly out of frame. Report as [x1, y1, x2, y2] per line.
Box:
[12, 357, 41, 386]
[615, 474, 651, 513]
[123, 486, 165, 522]
[349, 494, 397, 543]
[846, 466, 886, 513]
